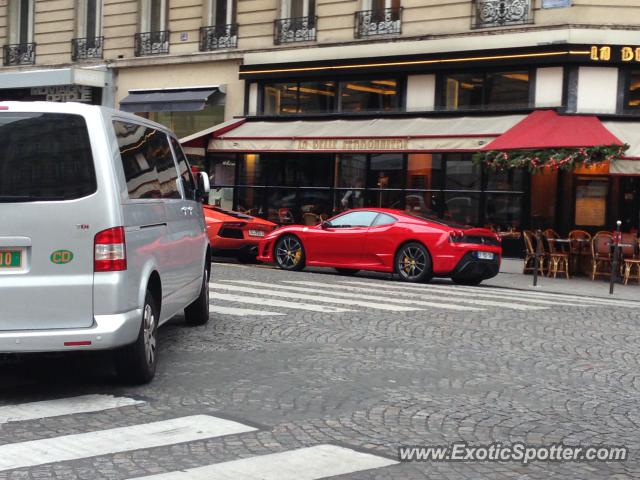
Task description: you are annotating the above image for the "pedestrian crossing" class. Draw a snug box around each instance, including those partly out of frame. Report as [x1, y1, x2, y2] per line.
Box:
[207, 277, 639, 317]
[0, 394, 397, 478]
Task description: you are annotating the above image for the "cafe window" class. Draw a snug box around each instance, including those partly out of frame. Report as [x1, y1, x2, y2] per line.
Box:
[340, 79, 399, 113]
[574, 177, 609, 227]
[440, 70, 531, 111]
[238, 153, 265, 185]
[626, 70, 640, 110]
[261, 77, 400, 115]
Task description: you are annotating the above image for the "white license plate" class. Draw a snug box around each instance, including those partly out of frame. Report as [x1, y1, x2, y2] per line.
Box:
[248, 230, 265, 237]
[477, 251, 494, 260]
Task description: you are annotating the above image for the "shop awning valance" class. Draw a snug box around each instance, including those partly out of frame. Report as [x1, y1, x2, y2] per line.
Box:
[196, 115, 527, 153]
[119, 87, 222, 113]
[481, 110, 623, 151]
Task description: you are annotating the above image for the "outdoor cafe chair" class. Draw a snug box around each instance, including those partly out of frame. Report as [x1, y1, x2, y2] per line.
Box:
[543, 229, 570, 279]
[568, 230, 591, 274]
[618, 234, 640, 284]
[522, 230, 546, 275]
[591, 231, 613, 281]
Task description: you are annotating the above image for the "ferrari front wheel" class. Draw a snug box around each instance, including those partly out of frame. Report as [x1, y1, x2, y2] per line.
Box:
[395, 242, 432, 283]
[274, 235, 306, 271]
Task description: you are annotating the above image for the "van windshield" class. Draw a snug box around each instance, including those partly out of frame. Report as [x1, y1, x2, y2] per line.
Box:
[0, 112, 97, 202]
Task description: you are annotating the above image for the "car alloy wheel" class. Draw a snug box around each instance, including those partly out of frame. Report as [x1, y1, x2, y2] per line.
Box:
[396, 242, 431, 282]
[275, 235, 305, 271]
[142, 303, 157, 367]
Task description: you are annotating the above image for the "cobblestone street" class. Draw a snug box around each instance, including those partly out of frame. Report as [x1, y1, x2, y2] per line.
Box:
[1, 262, 639, 479]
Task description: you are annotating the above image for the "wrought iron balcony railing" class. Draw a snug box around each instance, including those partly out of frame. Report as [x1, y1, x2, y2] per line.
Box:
[354, 8, 402, 38]
[71, 36, 104, 61]
[274, 16, 316, 45]
[199, 24, 238, 51]
[3, 42, 36, 66]
[472, 0, 533, 28]
[134, 30, 170, 57]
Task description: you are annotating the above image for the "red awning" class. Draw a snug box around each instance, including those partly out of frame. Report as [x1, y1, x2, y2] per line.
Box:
[481, 110, 623, 151]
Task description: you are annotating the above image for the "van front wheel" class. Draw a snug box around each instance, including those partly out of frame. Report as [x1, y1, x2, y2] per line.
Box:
[115, 290, 158, 385]
[185, 265, 210, 326]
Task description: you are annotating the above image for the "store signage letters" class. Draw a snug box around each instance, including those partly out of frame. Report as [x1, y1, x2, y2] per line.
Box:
[296, 138, 409, 150]
[590, 45, 640, 63]
[30, 85, 93, 103]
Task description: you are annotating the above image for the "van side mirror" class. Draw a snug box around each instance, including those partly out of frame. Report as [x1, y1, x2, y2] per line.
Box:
[321, 220, 332, 229]
[195, 172, 210, 201]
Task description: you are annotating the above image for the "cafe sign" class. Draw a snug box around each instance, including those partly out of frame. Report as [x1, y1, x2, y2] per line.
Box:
[296, 138, 409, 151]
[589, 45, 640, 64]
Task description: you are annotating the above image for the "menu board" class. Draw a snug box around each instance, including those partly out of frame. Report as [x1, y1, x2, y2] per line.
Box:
[575, 178, 608, 226]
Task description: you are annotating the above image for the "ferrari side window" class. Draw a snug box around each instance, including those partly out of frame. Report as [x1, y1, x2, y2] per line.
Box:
[330, 211, 378, 227]
[372, 213, 397, 226]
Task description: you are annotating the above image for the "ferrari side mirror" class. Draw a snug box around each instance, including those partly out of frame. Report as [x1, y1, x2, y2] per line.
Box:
[321, 221, 332, 229]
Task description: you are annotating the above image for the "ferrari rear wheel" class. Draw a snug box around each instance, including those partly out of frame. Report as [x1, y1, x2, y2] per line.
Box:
[395, 242, 432, 283]
[275, 235, 305, 271]
[335, 268, 359, 276]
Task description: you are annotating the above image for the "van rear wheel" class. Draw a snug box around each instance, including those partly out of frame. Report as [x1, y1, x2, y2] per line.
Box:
[115, 290, 158, 385]
[185, 264, 210, 326]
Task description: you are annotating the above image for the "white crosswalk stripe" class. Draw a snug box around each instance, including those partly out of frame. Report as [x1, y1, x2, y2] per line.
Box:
[272, 280, 547, 311]
[0, 415, 257, 472]
[129, 444, 398, 480]
[0, 398, 397, 479]
[209, 291, 354, 313]
[0, 394, 143, 425]
[308, 280, 591, 308]
[211, 283, 422, 312]
[340, 279, 639, 308]
[210, 305, 286, 316]
[223, 280, 486, 311]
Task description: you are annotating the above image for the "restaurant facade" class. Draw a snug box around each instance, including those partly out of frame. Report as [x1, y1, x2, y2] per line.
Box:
[183, 34, 640, 245]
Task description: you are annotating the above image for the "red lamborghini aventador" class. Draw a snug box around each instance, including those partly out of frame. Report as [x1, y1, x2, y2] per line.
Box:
[257, 208, 502, 284]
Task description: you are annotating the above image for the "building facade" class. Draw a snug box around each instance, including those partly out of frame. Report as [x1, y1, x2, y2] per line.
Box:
[2, 0, 640, 243]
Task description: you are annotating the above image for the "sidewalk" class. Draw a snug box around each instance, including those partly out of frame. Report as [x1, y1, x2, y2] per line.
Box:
[483, 258, 640, 302]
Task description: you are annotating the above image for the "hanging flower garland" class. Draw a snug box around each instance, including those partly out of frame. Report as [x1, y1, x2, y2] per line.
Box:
[473, 144, 629, 172]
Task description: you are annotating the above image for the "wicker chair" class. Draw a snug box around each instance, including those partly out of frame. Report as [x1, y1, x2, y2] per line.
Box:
[523, 230, 546, 275]
[568, 230, 591, 274]
[591, 231, 613, 281]
[619, 234, 640, 284]
[543, 229, 570, 279]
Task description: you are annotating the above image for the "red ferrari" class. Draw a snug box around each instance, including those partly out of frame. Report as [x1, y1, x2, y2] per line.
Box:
[204, 205, 278, 262]
[257, 208, 502, 284]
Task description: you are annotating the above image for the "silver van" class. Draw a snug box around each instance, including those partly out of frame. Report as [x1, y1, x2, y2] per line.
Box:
[0, 102, 211, 384]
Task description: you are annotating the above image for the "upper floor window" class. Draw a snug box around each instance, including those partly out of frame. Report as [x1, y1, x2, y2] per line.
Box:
[4, 0, 35, 65]
[355, 0, 402, 38]
[72, 0, 103, 60]
[439, 70, 531, 111]
[200, 0, 237, 50]
[472, 0, 533, 29]
[626, 70, 640, 111]
[136, 0, 169, 56]
[261, 78, 400, 115]
[275, 0, 316, 44]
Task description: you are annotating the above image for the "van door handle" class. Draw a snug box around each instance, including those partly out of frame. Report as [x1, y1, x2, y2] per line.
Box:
[181, 207, 190, 215]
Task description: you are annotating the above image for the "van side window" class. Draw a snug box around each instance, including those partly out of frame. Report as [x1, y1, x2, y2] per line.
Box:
[170, 137, 197, 200]
[113, 121, 180, 200]
[154, 134, 180, 199]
